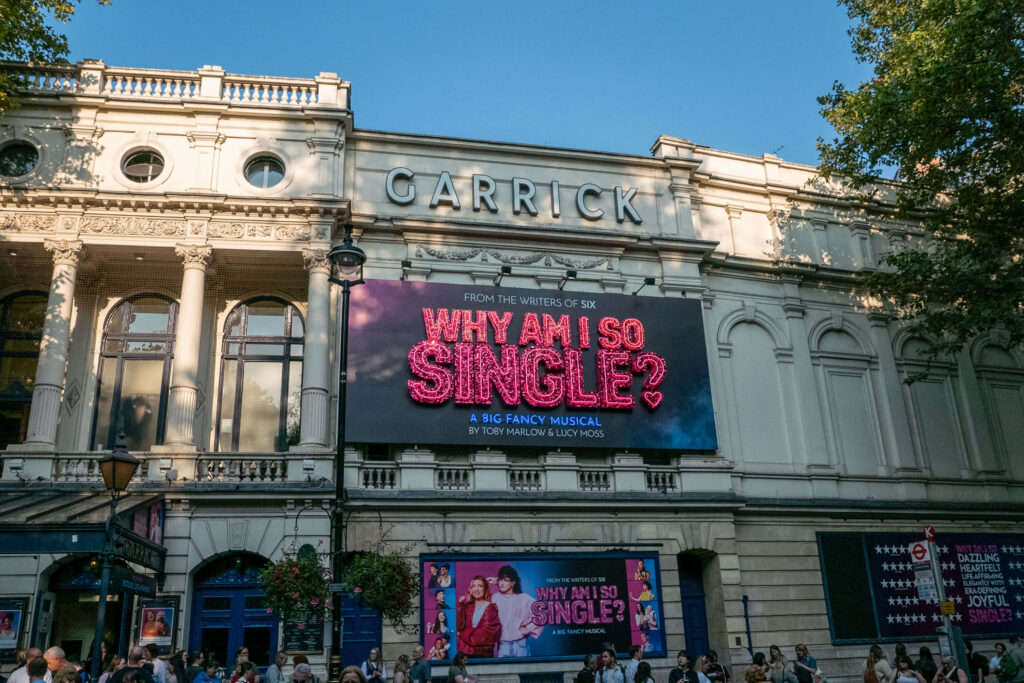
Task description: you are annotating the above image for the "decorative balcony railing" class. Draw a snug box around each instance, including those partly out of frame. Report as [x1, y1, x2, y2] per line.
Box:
[3, 60, 349, 109]
[2, 446, 731, 496]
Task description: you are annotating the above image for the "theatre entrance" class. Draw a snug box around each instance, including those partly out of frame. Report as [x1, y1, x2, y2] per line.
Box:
[678, 553, 710, 657]
[189, 554, 277, 672]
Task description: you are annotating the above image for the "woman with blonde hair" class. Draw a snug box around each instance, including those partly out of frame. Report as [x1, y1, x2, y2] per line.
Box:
[696, 656, 713, 683]
[391, 655, 410, 683]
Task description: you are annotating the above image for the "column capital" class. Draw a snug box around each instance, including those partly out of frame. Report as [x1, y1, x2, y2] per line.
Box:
[175, 243, 213, 270]
[43, 239, 84, 267]
[302, 247, 331, 274]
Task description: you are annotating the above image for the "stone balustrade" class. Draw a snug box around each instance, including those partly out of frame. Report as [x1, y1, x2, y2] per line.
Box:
[0, 446, 729, 494]
[3, 60, 349, 109]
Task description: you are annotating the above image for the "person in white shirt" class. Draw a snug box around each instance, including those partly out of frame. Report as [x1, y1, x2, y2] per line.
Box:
[10, 650, 54, 683]
[625, 646, 643, 681]
[145, 644, 167, 683]
[490, 565, 543, 658]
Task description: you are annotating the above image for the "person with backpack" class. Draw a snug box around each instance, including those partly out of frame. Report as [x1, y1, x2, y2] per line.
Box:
[999, 636, 1023, 683]
[596, 649, 626, 683]
[965, 640, 989, 683]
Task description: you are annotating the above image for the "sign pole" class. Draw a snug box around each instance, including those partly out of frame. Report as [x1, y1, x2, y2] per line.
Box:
[928, 536, 954, 643]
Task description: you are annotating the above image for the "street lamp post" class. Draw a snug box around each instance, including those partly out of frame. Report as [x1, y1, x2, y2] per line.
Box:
[90, 434, 140, 682]
[326, 224, 366, 680]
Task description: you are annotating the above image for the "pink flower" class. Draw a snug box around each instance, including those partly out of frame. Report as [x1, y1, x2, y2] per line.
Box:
[297, 602, 304, 607]
[311, 598, 319, 606]
[291, 592, 299, 599]
[354, 587, 361, 593]
[266, 608, 273, 614]
[297, 623, 305, 630]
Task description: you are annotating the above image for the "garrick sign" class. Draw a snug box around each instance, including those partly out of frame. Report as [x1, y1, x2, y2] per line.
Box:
[385, 167, 643, 224]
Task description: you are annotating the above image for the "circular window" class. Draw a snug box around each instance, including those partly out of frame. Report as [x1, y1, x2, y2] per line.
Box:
[122, 150, 165, 183]
[0, 141, 39, 177]
[244, 156, 285, 189]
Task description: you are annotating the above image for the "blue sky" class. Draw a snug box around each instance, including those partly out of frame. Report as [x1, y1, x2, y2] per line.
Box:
[61, 1, 872, 167]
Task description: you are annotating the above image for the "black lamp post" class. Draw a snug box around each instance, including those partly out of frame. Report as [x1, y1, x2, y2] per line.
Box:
[326, 223, 366, 680]
[90, 434, 140, 682]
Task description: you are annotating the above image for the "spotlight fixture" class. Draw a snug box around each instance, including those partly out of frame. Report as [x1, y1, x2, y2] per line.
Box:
[493, 265, 511, 287]
[7, 249, 16, 257]
[400, 259, 412, 281]
[558, 269, 577, 290]
[633, 277, 656, 295]
[134, 253, 144, 261]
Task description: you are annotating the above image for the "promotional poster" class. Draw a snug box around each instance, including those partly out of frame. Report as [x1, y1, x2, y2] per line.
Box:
[138, 604, 175, 653]
[0, 609, 20, 650]
[420, 553, 666, 663]
[347, 280, 716, 450]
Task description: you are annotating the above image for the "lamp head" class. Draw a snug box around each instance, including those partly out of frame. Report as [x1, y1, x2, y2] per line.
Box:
[98, 433, 140, 492]
[328, 224, 366, 283]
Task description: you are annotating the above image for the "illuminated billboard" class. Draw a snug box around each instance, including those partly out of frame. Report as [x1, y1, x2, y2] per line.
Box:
[419, 553, 666, 663]
[346, 280, 716, 450]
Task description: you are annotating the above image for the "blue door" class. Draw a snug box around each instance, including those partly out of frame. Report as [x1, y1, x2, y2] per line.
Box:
[189, 555, 278, 673]
[677, 554, 710, 657]
[339, 595, 381, 667]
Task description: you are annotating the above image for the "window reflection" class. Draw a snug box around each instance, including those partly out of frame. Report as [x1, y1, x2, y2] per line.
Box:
[217, 298, 303, 452]
[93, 296, 177, 451]
[0, 291, 46, 449]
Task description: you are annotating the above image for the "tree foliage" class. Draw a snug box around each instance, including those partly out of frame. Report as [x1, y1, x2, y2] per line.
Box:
[0, 0, 106, 114]
[818, 0, 1024, 359]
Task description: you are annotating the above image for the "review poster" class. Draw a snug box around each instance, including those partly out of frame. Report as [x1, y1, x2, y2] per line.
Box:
[865, 532, 1024, 638]
[420, 553, 666, 663]
[346, 280, 716, 451]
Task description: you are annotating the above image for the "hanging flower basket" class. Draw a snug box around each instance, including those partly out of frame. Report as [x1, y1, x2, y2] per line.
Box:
[341, 530, 420, 633]
[259, 545, 332, 621]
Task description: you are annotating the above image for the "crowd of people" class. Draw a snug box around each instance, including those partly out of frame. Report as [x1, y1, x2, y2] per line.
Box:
[6, 635, 1022, 683]
[861, 637, 1024, 683]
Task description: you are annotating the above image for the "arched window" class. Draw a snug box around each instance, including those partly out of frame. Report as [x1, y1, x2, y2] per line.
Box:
[217, 298, 303, 452]
[0, 291, 47, 449]
[93, 295, 177, 451]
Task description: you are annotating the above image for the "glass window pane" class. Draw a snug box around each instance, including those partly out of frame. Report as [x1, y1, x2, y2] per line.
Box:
[0, 399, 31, 449]
[203, 597, 231, 610]
[245, 301, 286, 337]
[286, 360, 302, 449]
[226, 308, 243, 337]
[290, 313, 304, 337]
[0, 357, 37, 394]
[245, 343, 283, 355]
[103, 340, 123, 353]
[126, 340, 168, 353]
[244, 595, 266, 610]
[116, 359, 165, 450]
[127, 298, 173, 334]
[217, 360, 237, 452]
[237, 362, 282, 451]
[290, 344, 303, 358]
[226, 342, 239, 354]
[242, 626, 272, 668]
[5, 339, 41, 353]
[93, 357, 119, 450]
[5, 294, 46, 333]
[104, 304, 127, 334]
[199, 627, 229, 672]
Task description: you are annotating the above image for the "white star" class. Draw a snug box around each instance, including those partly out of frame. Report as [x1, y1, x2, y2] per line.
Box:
[1017, 611, 1024, 620]
[955, 595, 963, 604]
[887, 615, 895, 623]
[1017, 594, 1023, 603]
[953, 613, 961, 622]
[889, 597, 896, 606]
[1002, 546, 1009, 554]
[941, 545, 949, 554]
[912, 597, 920, 605]
[883, 562, 891, 572]
[876, 545, 884, 554]
[933, 614, 942, 623]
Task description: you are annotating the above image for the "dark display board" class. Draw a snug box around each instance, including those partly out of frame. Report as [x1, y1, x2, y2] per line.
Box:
[420, 553, 666, 663]
[347, 280, 716, 450]
[282, 609, 323, 654]
[818, 532, 1024, 642]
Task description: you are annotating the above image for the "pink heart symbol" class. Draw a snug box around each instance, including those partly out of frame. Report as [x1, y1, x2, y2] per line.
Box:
[616, 613, 624, 622]
[642, 391, 663, 409]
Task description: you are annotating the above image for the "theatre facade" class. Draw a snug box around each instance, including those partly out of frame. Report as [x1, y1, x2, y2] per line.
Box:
[0, 61, 1022, 682]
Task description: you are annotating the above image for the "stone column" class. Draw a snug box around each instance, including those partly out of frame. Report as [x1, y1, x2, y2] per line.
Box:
[22, 239, 83, 450]
[159, 244, 212, 451]
[297, 248, 331, 449]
